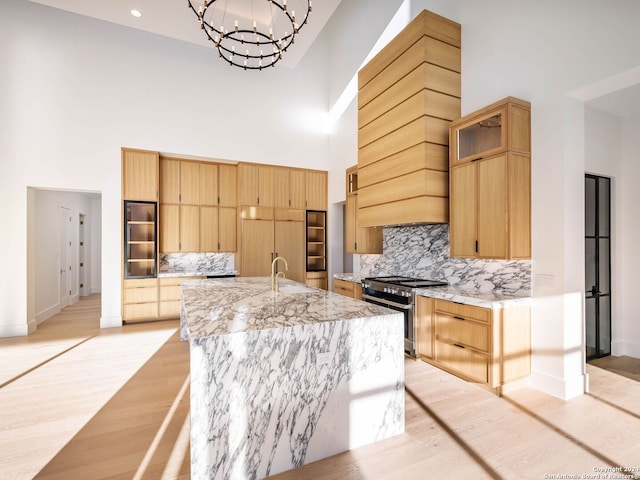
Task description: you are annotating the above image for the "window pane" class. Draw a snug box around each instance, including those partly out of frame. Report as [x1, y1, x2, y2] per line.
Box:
[598, 177, 610, 236]
[585, 176, 596, 237]
[599, 295, 611, 356]
[585, 238, 596, 294]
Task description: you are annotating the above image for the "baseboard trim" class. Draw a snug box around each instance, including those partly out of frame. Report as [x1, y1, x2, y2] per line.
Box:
[611, 340, 640, 358]
[100, 315, 123, 328]
[529, 369, 586, 400]
[36, 303, 62, 325]
[0, 322, 30, 338]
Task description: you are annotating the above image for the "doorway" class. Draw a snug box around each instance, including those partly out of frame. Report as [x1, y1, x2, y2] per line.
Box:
[585, 174, 611, 360]
[59, 206, 72, 308]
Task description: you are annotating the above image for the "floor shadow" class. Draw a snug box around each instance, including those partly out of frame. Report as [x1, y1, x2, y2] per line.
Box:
[34, 330, 191, 479]
[589, 355, 640, 383]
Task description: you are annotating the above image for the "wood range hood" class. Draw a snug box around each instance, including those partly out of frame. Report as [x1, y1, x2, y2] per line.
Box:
[356, 9, 461, 228]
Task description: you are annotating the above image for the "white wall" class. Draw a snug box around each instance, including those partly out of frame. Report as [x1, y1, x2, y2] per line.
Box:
[1, 0, 331, 336]
[619, 116, 640, 357]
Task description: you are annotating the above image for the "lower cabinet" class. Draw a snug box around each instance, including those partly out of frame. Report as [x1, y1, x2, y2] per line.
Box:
[123, 276, 204, 322]
[305, 271, 328, 290]
[416, 296, 531, 394]
[123, 278, 158, 322]
[158, 276, 204, 319]
[332, 278, 363, 300]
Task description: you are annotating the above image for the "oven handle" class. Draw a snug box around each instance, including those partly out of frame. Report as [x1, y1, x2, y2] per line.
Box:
[362, 294, 412, 310]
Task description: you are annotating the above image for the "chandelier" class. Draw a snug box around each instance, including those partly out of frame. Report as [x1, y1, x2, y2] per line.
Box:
[187, 0, 312, 70]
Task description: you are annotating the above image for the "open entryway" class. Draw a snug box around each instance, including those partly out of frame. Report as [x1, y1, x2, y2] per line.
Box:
[585, 174, 612, 360]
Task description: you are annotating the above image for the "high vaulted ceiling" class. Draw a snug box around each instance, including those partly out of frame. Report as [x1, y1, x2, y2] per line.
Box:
[26, 0, 343, 68]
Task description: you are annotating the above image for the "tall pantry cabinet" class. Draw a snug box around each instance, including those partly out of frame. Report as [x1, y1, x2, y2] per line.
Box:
[121, 148, 160, 323]
[238, 164, 327, 288]
[448, 97, 531, 259]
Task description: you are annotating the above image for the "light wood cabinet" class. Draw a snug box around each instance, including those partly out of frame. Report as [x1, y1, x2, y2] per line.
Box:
[158, 276, 204, 319]
[450, 97, 531, 167]
[275, 220, 305, 283]
[345, 165, 382, 254]
[305, 171, 327, 210]
[416, 296, 531, 394]
[449, 97, 531, 260]
[241, 217, 276, 277]
[416, 296, 434, 359]
[239, 164, 276, 207]
[160, 158, 237, 253]
[123, 278, 158, 322]
[122, 148, 159, 201]
[333, 278, 363, 300]
[305, 271, 327, 290]
[274, 167, 306, 209]
[357, 10, 460, 227]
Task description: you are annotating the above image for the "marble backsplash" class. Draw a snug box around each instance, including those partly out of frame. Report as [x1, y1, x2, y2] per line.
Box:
[358, 224, 531, 295]
[159, 252, 235, 273]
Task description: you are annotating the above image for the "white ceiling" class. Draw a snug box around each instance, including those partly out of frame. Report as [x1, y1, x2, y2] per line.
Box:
[27, 0, 343, 68]
[586, 82, 640, 119]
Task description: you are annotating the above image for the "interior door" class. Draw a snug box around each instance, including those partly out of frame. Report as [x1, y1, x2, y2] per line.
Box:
[585, 174, 612, 360]
[275, 220, 305, 283]
[59, 206, 72, 307]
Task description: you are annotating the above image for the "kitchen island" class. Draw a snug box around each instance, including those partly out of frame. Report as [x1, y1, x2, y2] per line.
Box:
[180, 277, 404, 479]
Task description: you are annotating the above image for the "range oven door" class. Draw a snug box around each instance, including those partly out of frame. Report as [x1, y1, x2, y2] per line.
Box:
[362, 293, 416, 357]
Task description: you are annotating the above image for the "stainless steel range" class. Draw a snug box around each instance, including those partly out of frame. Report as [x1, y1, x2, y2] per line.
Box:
[362, 276, 448, 357]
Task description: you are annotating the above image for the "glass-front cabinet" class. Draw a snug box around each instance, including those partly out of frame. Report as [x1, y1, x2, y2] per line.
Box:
[124, 201, 157, 278]
[451, 107, 506, 166]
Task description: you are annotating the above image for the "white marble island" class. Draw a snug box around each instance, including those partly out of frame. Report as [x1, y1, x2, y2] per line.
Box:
[180, 277, 405, 479]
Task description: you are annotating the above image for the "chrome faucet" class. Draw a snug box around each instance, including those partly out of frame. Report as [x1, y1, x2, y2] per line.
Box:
[271, 256, 288, 292]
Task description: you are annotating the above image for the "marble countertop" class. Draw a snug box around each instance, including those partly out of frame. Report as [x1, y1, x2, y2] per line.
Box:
[181, 277, 399, 340]
[416, 286, 531, 308]
[158, 270, 238, 278]
[333, 273, 365, 283]
[333, 273, 530, 308]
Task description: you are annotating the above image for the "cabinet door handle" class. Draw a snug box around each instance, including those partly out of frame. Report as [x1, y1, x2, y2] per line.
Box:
[453, 343, 465, 349]
[471, 157, 483, 162]
[453, 316, 465, 321]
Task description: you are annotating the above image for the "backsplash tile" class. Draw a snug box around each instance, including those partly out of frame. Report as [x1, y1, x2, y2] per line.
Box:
[160, 252, 235, 273]
[358, 224, 530, 294]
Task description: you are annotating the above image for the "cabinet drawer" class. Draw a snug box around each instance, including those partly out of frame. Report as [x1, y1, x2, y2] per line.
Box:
[159, 285, 181, 301]
[333, 279, 358, 298]
[434, 300, 491, 324]
[159, 300, 180, 319]
[123, 303, 158, 321]
[124, 278, 158, 289]
[124, 287, 158, 304]
[435, 340, 489, 384]
[435, 314, 489, 353]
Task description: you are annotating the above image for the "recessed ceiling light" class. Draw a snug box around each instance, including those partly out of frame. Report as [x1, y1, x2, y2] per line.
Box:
[130, 9, 142, 18]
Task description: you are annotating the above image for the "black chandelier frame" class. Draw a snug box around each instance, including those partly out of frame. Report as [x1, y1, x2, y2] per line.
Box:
[187, 0, 312, 70]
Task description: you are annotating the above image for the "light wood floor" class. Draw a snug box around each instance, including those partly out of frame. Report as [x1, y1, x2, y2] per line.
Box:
[2, 295, 640, 480]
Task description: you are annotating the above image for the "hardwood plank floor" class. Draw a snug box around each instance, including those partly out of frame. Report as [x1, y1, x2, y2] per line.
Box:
[2, 295, 639, 479]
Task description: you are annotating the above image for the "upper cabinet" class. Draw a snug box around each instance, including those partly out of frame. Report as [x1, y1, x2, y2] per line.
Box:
[239, 163, 327, 211]
[305, 170, 327, 211]
[274, 167, 306, 209]
[450, 97, 531, 167]
[356, 9, 461, 227]
[160, 157, 237, 253]
[239, 164, 275, 207]
[345, 165, 382, 254]
[449, 97, 531, 260]
[122, 148, 159, 201]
